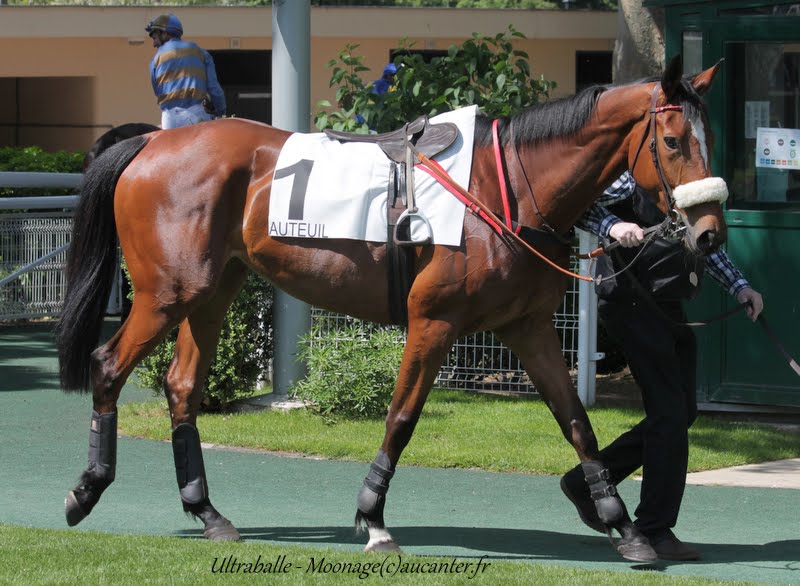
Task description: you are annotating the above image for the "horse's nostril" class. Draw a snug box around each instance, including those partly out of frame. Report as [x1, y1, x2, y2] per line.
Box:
[697, 230, 720, 254]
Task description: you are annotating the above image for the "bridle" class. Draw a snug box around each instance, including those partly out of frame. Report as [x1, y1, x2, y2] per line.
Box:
[414, 89, 690, 282]
[414, 83, 706, 280]
[629, 84, 686, 241]
[418, 89, 800, 378]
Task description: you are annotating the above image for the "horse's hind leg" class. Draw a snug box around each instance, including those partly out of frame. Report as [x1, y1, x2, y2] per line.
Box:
[65, 295, 182, 526]
[355, 316, 458, 553]
[495, 317, 657, 562]
[162, 261, 248, 541]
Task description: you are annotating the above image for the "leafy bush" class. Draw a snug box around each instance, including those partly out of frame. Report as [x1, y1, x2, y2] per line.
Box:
[315, 26, 555, 134]
[292, 323, 404, 422]
[0, 146, 84, 196]
[133, 272, 274, 411]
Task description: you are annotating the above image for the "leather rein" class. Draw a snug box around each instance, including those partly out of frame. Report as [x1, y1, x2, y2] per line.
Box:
[414, 102, 800, 377]
[414, 84, 683, 282]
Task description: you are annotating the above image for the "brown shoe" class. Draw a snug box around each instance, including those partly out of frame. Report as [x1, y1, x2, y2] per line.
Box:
[648, 530, 702, 561]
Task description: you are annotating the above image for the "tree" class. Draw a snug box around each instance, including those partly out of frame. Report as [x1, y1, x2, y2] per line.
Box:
[613, 0, 665, 83]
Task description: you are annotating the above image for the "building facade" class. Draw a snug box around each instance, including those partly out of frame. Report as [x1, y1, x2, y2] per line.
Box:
[0, 5, 616, 151]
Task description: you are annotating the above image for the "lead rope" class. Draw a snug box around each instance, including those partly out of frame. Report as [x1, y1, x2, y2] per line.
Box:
[588, 224, 663, 286]
[417, 139, 800, 378]
[618, 254, 800, 377]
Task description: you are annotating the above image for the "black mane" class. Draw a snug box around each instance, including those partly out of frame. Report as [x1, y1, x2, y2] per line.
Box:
[475, 85, 605, 147]
[475, 74, 706, 147]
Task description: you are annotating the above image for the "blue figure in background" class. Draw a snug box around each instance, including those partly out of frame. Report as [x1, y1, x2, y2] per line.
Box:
[356, 63, 397, 127]
[372, 63, 397, 95]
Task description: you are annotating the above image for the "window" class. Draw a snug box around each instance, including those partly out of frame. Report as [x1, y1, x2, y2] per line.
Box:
[208, 50, 272, 124]
[390, 49, 448, 63]
[720, 3, 800, 16]
[575, 51, 612, 93]
[682, 31, 703, 76]
[726, 42, 800, 208]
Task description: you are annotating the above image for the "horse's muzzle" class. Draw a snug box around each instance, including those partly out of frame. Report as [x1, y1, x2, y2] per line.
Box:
[695, 228, 724, 255]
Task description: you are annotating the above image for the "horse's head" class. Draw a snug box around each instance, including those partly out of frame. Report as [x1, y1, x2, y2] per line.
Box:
[629, 56, 726, 255]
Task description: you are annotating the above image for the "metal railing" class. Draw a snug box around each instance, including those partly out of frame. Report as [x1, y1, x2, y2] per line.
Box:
[0, 174, 82, 321]
[0, 172, 123, 321]
[0, 171, 599, 404]
[313, 231, 600, 403]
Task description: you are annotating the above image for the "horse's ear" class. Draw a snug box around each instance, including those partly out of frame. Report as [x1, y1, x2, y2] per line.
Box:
[690, 58, 723, 96]
[661, 55, 683, 100]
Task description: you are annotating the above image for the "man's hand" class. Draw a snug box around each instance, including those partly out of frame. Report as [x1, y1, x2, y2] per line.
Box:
[608, 222, 645, 248]
[736, 287, 764, 321]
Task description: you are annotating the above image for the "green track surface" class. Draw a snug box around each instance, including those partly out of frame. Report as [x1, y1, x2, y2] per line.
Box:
[1, 322, 798, 584]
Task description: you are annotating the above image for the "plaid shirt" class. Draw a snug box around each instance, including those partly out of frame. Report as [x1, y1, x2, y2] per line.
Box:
[576, 171, 751, 297]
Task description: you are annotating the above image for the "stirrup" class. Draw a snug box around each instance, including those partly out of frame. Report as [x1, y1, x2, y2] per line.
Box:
[394, 209, 433, 246]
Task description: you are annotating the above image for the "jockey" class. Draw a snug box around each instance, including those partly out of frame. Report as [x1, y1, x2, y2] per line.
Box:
[146, 14, 226, 129]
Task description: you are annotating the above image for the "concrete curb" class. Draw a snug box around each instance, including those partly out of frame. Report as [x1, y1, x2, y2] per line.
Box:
[685, 458, 800, 490]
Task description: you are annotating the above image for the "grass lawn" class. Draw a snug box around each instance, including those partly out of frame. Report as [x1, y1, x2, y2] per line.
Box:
[118, 389, 800, 475]
[0, 525, 758, 586]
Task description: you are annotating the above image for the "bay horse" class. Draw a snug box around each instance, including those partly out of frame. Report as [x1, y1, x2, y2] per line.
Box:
[82, 123, 160, 171]
[56, 57, 726, 562]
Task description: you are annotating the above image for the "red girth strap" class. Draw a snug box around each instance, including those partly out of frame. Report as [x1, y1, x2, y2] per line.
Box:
[492, 118, 515, 231]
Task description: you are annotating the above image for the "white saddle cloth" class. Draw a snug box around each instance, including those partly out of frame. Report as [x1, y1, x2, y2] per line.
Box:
[268, 105, 476, 246]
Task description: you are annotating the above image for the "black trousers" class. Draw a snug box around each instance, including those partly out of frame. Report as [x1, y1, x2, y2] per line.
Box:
[597, 296, 698, 536]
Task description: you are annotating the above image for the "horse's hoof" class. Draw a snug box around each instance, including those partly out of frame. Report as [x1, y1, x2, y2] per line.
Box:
[203, 519, 241, 541]
[364, 539, 402, 553]
[615, 535, 658, 563]
[65, 491, 88, 527]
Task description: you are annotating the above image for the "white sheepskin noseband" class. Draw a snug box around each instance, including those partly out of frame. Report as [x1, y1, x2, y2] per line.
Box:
[672, 177, 729, 209]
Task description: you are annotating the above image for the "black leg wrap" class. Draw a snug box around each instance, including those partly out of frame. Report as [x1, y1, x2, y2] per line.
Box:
[88, 410, 117, 483]
[357, 450, 395, 518]
[172, 423, 208, 505]
[581, 460, 623, 526]
[65, 411, 118, 526]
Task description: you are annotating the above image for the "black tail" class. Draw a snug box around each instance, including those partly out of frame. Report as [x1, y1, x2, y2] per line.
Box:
[55, 136, 149, 392]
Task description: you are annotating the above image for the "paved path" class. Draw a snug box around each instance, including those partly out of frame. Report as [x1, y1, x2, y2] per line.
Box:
[687, 458, 800, 490]
[2, 323, 799, 584]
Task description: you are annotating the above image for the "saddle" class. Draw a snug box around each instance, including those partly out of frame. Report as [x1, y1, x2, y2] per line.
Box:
[324, 114, 458, 163]
[325, 115, 459, 326]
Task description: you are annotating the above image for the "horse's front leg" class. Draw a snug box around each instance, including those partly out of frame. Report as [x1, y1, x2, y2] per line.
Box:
[162, 262, 247, 541]
[355, 316, 457, 553]
[495, 317, 657, 563]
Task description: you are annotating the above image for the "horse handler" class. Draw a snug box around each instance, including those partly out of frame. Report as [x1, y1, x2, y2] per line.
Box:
[561, 171, 764, 560]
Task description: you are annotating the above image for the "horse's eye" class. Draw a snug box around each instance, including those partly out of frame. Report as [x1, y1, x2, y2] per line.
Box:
[664, 137, 679, 150]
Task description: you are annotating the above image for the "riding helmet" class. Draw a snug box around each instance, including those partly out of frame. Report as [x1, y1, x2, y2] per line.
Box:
[145, 14, 183, 37]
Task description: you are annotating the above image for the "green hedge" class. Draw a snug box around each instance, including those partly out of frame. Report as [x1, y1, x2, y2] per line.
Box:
[0, 146, 84, 196]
